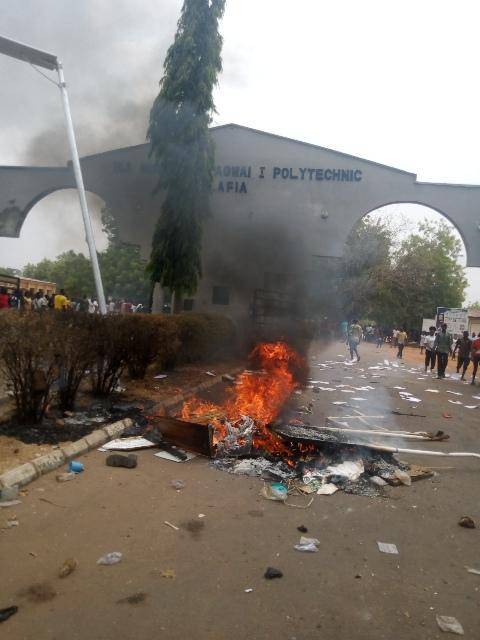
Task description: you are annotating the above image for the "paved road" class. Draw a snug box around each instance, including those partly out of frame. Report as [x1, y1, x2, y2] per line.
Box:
[1, 342, 479, 639]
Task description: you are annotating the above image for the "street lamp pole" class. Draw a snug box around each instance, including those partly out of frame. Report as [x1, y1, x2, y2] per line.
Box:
[0, 35, 107, 314]
[56, 62, 106, 314]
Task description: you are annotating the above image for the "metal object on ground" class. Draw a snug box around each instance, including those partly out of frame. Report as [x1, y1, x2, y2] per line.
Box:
[153, 416, 213, 457]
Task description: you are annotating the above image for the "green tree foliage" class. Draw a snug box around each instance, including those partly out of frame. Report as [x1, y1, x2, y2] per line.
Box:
[340, 218, 468, 329]
[390, 221, 467, 327]
[147, 0, 226, 298]
[340, 218, 395, 322]
[22, 205, 152, 304]
[0, 266, 21, 276]
[24, 251, 93, 295]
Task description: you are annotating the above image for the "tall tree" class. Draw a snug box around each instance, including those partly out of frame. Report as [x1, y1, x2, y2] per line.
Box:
[390, 221, 467, 327]
[340, 218, 468, 329]
[340, 217, 396, 322]
[147, 0, 226, 306]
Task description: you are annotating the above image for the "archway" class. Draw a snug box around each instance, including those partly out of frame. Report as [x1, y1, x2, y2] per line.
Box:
[0, 189, 108, 271]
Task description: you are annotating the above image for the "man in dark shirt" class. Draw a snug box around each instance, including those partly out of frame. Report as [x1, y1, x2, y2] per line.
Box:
[434, 323, 453, 379]
[453, 330, 471, 380]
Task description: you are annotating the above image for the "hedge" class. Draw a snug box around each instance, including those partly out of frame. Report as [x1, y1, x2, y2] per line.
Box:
[0, 310, 237, 423]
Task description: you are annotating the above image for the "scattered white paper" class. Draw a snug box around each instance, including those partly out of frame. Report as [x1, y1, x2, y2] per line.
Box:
[436, 615, 464, 635]
[318, 387, 336, 391]
[425, 389, 440, 393]
[317, 484, 339, 495]
[465, 566, 480, 575]
[205, 371, 216, 377]
[377, 542, 399, 555]
[325, 459, 364, 481]
[393, 386, 406, 390]
[464, 405, 478, 409]
[351, 397, 366, 401]
[154, 374, 168, 379]
[446, 390, 463, 396]
[154, 451, 197, 463]
[332, 401, 348, 405]
[406, 397, 422, 403]
[448, 400, 463, 405]
[100, 437, 156, 451]
[472, 396, 480, 400]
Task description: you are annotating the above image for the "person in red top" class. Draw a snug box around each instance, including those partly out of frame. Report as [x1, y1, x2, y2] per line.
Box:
[0, 287, 10, 310]
[470, 335, 480, 386]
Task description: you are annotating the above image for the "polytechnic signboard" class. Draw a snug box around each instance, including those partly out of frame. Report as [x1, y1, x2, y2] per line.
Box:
[436, 307, 468, 336]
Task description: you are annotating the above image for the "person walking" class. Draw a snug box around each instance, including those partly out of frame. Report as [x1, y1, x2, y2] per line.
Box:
[375, 326, 384, 349]
[434, 323, 453, 379]
[396, 328, 407, 359]
[470, 334, 480, 385]
[348, 320, 362, 362]
[424, 326, 437, 373]
[453, 330, 472, 380]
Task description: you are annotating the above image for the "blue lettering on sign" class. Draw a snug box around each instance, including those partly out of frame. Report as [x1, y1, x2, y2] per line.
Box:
[272, 167, 363, 182]
[215, 165, 252, 178]
[217, 180, 248, 194]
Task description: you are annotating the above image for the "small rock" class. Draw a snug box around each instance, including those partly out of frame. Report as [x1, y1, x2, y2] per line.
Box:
[56, 473, 76, 483]
[264, 567, 283, 580]
[106, 454, 137, 469]
[458, 516, 476, 529]
[55, 419, 65, 428]
[297, 525, 308, 533]
[0, 606, 18, 623]
[59, 558, 78, 578]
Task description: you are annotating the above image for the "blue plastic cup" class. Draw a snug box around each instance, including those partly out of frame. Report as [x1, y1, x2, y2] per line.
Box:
[68, 461, 84, 473]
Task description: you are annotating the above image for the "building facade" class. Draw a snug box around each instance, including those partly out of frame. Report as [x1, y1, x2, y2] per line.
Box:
[2, 124, 480, 326]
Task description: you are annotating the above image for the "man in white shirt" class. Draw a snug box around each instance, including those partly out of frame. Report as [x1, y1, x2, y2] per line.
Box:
[424, 326, 437, 372]
[87, 297, 98, 314]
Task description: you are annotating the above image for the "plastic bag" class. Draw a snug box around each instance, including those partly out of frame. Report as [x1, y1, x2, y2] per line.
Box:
[260, 482, 287, 501]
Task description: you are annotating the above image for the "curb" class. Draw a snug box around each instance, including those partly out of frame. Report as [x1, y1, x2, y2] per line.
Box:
[0, 418, 133, 490]
[0, 368, 242, 490]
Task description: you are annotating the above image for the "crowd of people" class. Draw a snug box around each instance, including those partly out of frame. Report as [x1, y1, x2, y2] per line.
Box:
[0, 287, 144, 314]
[340, 319, 480, 385]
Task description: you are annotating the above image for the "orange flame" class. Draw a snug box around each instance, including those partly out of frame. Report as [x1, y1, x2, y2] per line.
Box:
[180, 341, 304, 455]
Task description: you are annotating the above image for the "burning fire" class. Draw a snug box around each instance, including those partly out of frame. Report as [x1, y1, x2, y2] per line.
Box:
[180, 341, 304, 456]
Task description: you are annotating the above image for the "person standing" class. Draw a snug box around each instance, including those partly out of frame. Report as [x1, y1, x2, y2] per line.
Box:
[453, 330, 472, 380]
[0, 286, 9, 310]
[434, 323, 453, 379]
[54, 289, 70, 311]
[470, 334, 480, 385]
[424, 326, 437, 372]
[396, 328, 407, 359]
[419, 331, 427, 354]
[348, 320, 362, 362]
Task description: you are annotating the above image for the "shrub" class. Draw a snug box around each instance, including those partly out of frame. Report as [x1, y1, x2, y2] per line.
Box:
[121, 314, 177, 378]
[0, 311, 57, 424]
[145, 315, 181, 371]
[89, 315, 131, 396]
[173, 313, 237, 364]
[53, 312, 95, 411]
